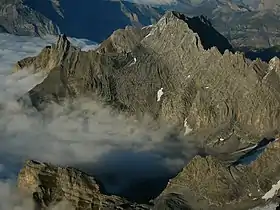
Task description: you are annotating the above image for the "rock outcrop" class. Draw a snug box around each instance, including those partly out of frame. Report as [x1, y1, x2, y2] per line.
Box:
[17, 160, 151, 209]
[154, 139, 280, 210]
[16, 11, 280, 149]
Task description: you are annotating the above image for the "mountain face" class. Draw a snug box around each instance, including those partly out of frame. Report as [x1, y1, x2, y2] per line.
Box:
[154, 139, 280, 210]
[0, 0, 280, 49]
[16, 11, 280, 151]
[14, 11, 280, 209]
[243, 0, 280, 11]
[0, 0, 60, 36]
[1, 0, 280, 49]
[169, 0, 280, 48]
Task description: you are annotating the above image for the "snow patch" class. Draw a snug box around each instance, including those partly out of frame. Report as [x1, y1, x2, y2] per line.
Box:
[262, 179, 280, 200]
[187, 75, 191, 78]
[157, 88, 164, 102]
[184, 118, 192, 135]
[129, 57, 137, 66]
[205, 86, 209, 89]
[142, 25, 152, 29]
[144, 29, 155, 39]
[145, 33, 152, 38]
[269, 56, 279, 71]
[219, 138, 225, 142]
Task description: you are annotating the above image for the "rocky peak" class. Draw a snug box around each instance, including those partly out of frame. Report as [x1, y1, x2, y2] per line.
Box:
[154, 138, 280, 209]
[15, 11, 280, 147]
[96, 26, 152, 54]
[14, 34, 75, 73]
[17, 160, 151, 209]
[56, 34, 70, 51]
[142, 11, 233, 54]
[269, 56, 280, 71]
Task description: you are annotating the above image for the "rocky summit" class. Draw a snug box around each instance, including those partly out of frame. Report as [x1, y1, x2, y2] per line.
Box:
[154, 139, 280, 210]
[15, 11, 280, 209]
[17, 160, 151, 210]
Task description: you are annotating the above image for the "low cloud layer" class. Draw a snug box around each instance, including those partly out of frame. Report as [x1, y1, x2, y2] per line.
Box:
[0, 33, 194, 209]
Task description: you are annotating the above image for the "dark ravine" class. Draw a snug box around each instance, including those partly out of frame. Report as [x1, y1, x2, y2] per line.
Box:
[15, 11, 280, 209]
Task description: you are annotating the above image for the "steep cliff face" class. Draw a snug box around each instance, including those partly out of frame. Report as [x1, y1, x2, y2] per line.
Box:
[16, 11, 280, 148]
[17, 160, 151, 209]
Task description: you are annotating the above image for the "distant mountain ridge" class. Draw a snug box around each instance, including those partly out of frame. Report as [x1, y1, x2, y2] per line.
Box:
[0, 0, 280, 48]
[0, 0, 164, 42]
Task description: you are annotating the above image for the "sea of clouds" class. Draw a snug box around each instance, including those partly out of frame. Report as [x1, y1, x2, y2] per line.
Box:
[0, 33, 196, 209]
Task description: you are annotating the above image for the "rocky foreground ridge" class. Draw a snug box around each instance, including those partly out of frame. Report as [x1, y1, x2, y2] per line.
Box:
[15, 11, 280, 209]
[18, 139, 280, 209]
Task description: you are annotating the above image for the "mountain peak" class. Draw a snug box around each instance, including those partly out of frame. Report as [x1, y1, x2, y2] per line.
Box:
[146, 11, 233, 54]
[56, 34, 71, 51]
